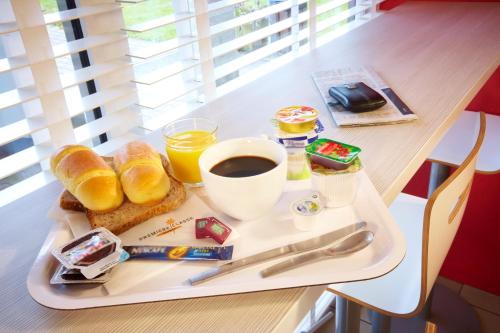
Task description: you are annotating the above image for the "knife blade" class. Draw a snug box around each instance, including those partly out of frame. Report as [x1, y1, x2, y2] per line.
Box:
[260, 230, 374, 278]
[188, 221, 366, 285]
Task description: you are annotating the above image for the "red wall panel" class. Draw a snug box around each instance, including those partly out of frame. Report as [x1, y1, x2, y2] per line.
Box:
[384, 0, 500, 295]
[467, 68, 500, 116]
[379, 0, 406, 10]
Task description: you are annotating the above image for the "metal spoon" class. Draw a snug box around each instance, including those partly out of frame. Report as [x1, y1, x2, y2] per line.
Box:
[260, 230, 374, 278]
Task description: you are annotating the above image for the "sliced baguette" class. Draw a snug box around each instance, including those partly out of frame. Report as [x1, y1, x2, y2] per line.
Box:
[59, 155, 187, 235]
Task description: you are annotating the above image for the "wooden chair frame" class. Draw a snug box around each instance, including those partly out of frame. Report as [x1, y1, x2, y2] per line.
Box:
[328, 112, 486, 318]
[428, 111, 499, 174]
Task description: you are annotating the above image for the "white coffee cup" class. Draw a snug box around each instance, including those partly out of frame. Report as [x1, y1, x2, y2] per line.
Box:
[199, 137, 287, 220]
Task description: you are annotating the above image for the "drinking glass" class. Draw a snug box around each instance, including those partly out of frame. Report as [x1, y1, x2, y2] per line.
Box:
[163, 118, 217, 186]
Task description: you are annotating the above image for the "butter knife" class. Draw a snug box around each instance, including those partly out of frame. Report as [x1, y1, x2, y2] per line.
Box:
[188, 221, 366, 285]
[260, 230, 374, 278]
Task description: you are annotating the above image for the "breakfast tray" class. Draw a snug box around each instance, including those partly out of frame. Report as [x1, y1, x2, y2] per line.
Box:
[27, 170, 405, 309]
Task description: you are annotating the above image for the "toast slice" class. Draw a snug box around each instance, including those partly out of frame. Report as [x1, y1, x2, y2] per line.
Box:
[59, 155, 187, 235]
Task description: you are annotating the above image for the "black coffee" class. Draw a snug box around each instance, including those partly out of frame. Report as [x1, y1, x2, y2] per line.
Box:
[210, 156, 277, 178]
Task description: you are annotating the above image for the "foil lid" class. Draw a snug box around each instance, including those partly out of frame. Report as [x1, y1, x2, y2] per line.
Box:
[275, 106, 319, 124]
[291, 192, 323, 217]
[51, 227, 128, 279]
[306, 138, 361, 170]
[275, 106, 320, 133]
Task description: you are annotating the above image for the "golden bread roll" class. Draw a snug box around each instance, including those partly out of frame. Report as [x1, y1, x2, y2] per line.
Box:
[51, 145, 124, 212]
[113, 141, 170, 205]
[60, 155, 187, 235]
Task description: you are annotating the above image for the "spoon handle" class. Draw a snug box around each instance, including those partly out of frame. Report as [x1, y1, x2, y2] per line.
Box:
[260, 250, 325, 278]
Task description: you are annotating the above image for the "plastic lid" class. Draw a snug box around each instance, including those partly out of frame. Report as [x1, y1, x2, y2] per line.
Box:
[275, 106, 319, 124]
[306, 138, 361, 165]
[291, 193, 322, 216]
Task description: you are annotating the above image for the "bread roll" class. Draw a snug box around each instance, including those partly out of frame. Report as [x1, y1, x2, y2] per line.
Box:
[113, 141, 170, 205]
[51, 145, 124, 212]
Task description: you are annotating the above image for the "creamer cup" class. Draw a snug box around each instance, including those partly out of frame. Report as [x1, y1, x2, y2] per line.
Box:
[290, 192, 322, 231]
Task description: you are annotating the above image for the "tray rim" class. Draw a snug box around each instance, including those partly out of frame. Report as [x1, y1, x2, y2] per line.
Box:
[27, 170, 406, 309]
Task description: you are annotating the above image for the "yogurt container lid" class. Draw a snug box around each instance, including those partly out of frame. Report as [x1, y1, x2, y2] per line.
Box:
[276, 106, 319, 124]
[306, 138, 361, 165]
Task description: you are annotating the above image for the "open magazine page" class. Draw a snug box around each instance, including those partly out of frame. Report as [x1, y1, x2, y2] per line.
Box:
[312, 67, 418, 126]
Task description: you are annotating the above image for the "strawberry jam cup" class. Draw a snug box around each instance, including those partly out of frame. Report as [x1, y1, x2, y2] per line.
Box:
[305, 138, 361, 170]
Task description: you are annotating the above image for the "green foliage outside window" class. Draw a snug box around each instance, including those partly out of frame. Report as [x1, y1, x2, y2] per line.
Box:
[122, 0, 176, 42]
[40, 0, 348, 43]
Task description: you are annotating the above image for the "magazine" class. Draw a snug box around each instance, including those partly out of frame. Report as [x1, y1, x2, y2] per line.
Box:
[312, 67, 418, 126]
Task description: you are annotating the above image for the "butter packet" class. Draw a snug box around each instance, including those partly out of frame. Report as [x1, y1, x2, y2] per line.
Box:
[51, 228, 129, 279]
[50, 265, 112, 285]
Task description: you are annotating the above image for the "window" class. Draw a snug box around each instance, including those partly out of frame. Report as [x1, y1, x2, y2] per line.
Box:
[127, 0, 379, 129]
[0, 0, 138, 206]
[0, 0, 381, 206]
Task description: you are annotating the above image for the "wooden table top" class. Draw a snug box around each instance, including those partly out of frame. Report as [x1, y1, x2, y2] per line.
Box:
[1, 2, 499, 332]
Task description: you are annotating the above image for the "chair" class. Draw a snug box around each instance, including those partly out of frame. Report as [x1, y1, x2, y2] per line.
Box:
[429, 110, 499, 173]
[327, 112, 486, 333]
[427, 111, 498, 195]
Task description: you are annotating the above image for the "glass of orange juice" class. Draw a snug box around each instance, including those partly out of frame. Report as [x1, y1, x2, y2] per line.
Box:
[163, 118, 217, 186]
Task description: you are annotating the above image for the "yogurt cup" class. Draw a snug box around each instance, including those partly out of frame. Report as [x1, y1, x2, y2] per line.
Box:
[286, 148, 311, 180]
[310, 157, 362, 208]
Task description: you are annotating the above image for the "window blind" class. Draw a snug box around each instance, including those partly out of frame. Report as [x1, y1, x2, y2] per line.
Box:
[0, 0, 139, 206]
[127, 0, 381, 129]
[0, 0, 382, 206]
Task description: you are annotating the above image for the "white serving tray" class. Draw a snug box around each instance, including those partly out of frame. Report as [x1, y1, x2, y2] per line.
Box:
[27, 171, 406, 309]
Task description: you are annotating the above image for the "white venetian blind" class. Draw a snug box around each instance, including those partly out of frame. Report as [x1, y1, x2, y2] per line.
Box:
[128, 0, 381, 129]
[0, 0, 139, 206]
[0, 0, 382, 206]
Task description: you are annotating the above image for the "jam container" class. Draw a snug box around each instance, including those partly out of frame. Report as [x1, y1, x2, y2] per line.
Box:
[290, 192, 322, 231]
[51, 227, 129, 279]
[275, 106, 319, 133]
[306, 138, 361, 170]
[310, 157, 363, 208]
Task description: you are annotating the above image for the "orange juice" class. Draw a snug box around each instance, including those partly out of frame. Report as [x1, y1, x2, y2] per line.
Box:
[166, 130, 216, 184]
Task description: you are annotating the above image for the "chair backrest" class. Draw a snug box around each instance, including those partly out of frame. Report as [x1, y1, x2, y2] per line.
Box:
[421, 112, 486, 302]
